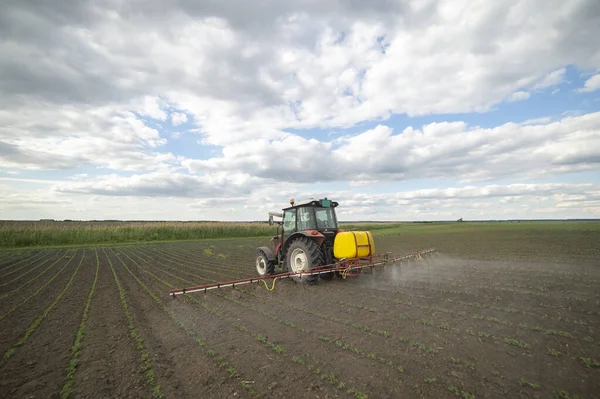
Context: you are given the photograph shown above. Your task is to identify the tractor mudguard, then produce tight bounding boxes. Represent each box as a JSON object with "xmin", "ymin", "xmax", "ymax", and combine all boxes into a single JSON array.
[
  {"xmin": 281, "ymin": 231, "xmax": 326, "ymax": 255},
  {"xmin": 257, "ymin": 246, "xmax": 275, "ymax": 261}
]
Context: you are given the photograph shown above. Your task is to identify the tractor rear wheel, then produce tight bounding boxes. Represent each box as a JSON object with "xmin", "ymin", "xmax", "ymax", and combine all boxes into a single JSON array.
[
  {"xmin": 256, "ymin": 251, "xmax": 275, "ymax": 276},
  {"xmin": 285, "ymin": 237, "xmax": 323, "ymax": 283}
]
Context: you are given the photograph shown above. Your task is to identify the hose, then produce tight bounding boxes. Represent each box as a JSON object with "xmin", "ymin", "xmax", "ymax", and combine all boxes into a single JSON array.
[{"xmin": 261, "ymin": 277, "xmax": 278, "ymax": 291}]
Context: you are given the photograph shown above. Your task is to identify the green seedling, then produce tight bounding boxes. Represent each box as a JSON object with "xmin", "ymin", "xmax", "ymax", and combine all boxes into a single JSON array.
[
  {"xmin": 547, "ymin": 348, "xmax": 561, "ymax": 357},
  {"xmin": 518, "ymin": 377, "xmax": 540, "ymax": 389},
  {"xmin": 504, "ymin": 338, "xmax": 530, "ymax": 349},
  {"xmin": 580, "ymin": 357, "xmax": 600, "ymax": 368}
]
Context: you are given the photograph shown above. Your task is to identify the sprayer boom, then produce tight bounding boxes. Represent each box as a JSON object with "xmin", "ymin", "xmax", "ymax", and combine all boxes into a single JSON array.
[{"xmin": 169, "ymin": 248, "xmax": 436, "ymax": 296}]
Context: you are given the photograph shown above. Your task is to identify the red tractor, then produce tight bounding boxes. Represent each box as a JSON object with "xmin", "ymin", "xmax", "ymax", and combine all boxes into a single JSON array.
[{"xmin": 256, "ymin": 198, "xmax": 374, "ymax": 283}]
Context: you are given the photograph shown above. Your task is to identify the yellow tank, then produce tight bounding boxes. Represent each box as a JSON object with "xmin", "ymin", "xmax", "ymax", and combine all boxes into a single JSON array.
[{"xmin": 333, "ymin": 231, "xmax": 375, "ymax": 259}]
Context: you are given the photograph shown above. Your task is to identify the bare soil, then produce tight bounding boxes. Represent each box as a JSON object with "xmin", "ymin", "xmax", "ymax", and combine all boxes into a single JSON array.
[{"xmin": 0, "ymin": 225, "xmax": 599, "ymax": 398}]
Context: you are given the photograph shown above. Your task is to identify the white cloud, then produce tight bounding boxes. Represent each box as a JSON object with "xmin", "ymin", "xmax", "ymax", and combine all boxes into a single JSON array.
[
  {"xmin": 507, "ymin": 91, "xmax": 531, "ymax": 102},
  {"xmin": 522, "ymin": 116, "xmax": 552, "ymax": 125},
  {"xmin": 171, "ymin": 112, "xmax": 188, "ymax": 126},
  {"xmin": 577, "ymin": 73, "xmax": 600, "ymax": 92},
  {"xmin": 52, "ymin": 172, "xmax": 262, "ymax": 197},
  {"xmin": 1, "ymin": 1, "xmax": 600, "ymax": 220},
  {"xmin": 182, "ymin": 112, "xmax": 600, "ymax": 184},
  {"xmin": 0, "ymin": 104, "xmax": 177, "ymax": 172},
  {"xmin": 1, "ymin": 1, "xmax": 599, "ymax": 147},
  {"xmin": 533, "ymin": 68, "xmax": 566, "ymax": 89}
]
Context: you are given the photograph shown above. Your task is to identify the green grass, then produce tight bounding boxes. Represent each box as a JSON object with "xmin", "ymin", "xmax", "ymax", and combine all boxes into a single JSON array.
[
  {"xmin": 3, "ymin": 220, "xmax": 599, "ymax": 251},
  {"xmin": 0, "ymin": 221, "xmax": 278, "ymax": 248}
]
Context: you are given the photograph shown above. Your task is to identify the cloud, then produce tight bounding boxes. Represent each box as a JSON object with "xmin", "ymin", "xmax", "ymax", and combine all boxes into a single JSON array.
[
  {"xmin": 1, "ymin": 0, "xmax": 599, "ymax": 147},
  {"xmin": 52, "ymin": 172, "xmax": 262, "ymax": 197},
  {"xmin": 183, "ymin": 112, "xmax": 600, "ymax": 184},
  {"xmin": 533, "ymin": 68, "xmax": 566, "ymax": 89},
  {"xmin": 577, "ymin": 73, "xmax": 600, "ymax": 92},
  {"xmin": 171, "ymin": 112, "xmax": 188, "ymax": 126},
  {"xmin": 507, "ymin": 91, "xmax": 531, "ymax": 102},
  {"xmin": 0, "ymin": 104, "xmax": 178, "ymax": 171}
]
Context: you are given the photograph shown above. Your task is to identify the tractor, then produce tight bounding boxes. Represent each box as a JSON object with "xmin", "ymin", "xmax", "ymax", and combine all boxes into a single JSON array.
[{"xmin": 255, "ymin": 198, "xmax": 374, "ymax": 283}]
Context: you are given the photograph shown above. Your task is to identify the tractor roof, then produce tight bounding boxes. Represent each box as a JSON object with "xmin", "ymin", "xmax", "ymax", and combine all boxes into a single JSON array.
[{"xmin": 282, "ymin": 198, "xmax": 338, "ymax": 210}]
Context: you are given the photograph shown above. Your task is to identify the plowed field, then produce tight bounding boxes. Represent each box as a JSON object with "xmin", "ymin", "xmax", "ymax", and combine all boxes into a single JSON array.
[{"xmin": 0, "ymin": 226, "xmax": 599, "ymax": 399}]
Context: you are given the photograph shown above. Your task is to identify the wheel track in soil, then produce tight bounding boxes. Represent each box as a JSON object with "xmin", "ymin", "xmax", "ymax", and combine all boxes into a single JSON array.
[
  {"xmin": 132, "ymin": 247, "xmax": 596, "ymax": 399},
  {"xmin": 111, "ymin": 247, "xmax": 377, "ymax": 399},
  {"xmin": 0, "ymin": 249, "xmax": 92, "ymax": 398},
  {"xmin": 0, "ymin": 249, "xmax": 81, "ymax": 355},
  {"xmin": 0, "ymin": 249, "xmax": 71, "ymax": 297},
  {"xmin": 120, "ymin": 246, "xmax": 482, "ymax": 399},
  {"xmin": 106, "ymin": 248, "xmax": 266, "ymax": 398}
]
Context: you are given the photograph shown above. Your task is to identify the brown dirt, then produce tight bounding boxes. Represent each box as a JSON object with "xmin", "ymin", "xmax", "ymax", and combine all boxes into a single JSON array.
[{"xmin": 0, "ymin": 228, "xmax": 598, "ymax": 398}]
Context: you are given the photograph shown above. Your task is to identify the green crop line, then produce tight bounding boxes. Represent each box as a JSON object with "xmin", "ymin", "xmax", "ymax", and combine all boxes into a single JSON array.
[
  {"xmin": 127, "ymin": 247, "xmax": 222, "ymax": 284},
  {"xmin": 448, "ymin": 385, "xmax": 475, "ymax": 399},
  {"xmin": 503, "ymin": 337, "xmax": 531, "ymax": 349},
  {"xmin": 115, "ymin": 248, "xmax": 373, "ymax": 398},
  {"xmin": 140, "ymin": 245, "xmax": 242, "ymax": 280},
  {"xmin": 0, "ymin": 249, "xmax": 77, "ymax": 321},
  {"xmin": 60, "ymin": 248, "xmax": 100, "ymax": 399},
  {"xmin": 2, "ymin": 249, "xmax": 85, "ymax": 361},
  {"xmin": 104, "ymin": 248, "xmax": 164, "ymax": 399},
  {"xmin": 0, "ymin": 249, "xmax": 65, "ymax": 286},
  {"xmin": 0, "ymin": 249, "xmax": 70, "ymax": 298},
  {"xmin": 0, "ymin": 249, "xmax": 44, "ymax": 273},
  {"xmin": 108, "ymin": 248, "xmax": 259, "ymax": 397}
]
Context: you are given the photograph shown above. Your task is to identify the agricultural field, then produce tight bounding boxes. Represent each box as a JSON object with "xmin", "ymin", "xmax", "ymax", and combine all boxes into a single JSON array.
[{"xmin": 0, "ymin": 222, "xmax": 599, "ymax": 398}]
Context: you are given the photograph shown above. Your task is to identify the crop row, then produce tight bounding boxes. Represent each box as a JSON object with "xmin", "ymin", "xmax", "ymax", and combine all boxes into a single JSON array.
[
  {"xmin": 117, "ymin": 245, "xmax": 594, "ymax": 397},
  {"xmin": 0, "ymin": 249, "xmax": 71, "ymax": 300},
  {"xmin": 3, "ymin": 249, "xmax": 85, "ymax": 361},
  {"xmin": 114, "ymin": 248, "xmax": 374, "ymax": 396},
  {"xmin": 0, "ymin": 250, "xmax": 78, "ymax": 321},
  {"xmin": 60, "ymin": 249, "xmax": 100, "ymax": 398}
]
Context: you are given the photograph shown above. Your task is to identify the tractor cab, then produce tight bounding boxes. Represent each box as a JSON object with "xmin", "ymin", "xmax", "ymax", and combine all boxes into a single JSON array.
[
  {"xmin": 281, "ymin": 198, "xmax": 339, "ymax": 235},
  {"xmin": 258, "ymin": 198, "xmax": 340, "ymax": 281},
  {"xmin": 256, "ymin": 197, "xmax": 373, "ymax": 283}
]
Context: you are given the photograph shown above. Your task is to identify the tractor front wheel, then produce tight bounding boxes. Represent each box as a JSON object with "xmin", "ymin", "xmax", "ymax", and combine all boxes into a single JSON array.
[
  {"xmin": 256, "ymin": 251, "xmax": 275, "ymax": 276},
  {"xmin": 285, "ymin": 237, "xmax": 323, "ymax": 283}
]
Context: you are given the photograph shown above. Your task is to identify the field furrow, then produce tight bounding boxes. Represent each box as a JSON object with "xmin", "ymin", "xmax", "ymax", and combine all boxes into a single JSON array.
[{"xmin": 0, "ymin": 249, "xmax": 94, "ymax": 398}]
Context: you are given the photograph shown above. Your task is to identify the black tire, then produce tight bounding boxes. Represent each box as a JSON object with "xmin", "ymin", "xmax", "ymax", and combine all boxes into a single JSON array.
[
  {"xmin": 256, "ymin": 251, "xmax": 275, "ymax": 276},
  {"xmin": 285, "ymin": 237, "xmax": 323, "ymax": 283}
]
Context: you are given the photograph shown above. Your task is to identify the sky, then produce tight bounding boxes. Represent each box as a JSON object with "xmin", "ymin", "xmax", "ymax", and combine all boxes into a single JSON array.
[{"xmin": 1, "ymin": 0, "xmax": 599, "ymax": 221}]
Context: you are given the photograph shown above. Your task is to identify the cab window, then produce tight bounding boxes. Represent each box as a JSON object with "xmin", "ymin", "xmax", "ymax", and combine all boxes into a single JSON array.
[
  {"xmin": 297, "ymin": 207, "xmax": 316, "ymax": 230},
  {"xmin": 283, "ymin": 209, "xmax": 297, "ymax": 233}
]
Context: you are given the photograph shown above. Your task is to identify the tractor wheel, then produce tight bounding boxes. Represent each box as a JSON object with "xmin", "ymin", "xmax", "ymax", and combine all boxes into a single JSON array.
[
  {"xmin": 285, "ymin": 237, "xmax": 323, "ymax": 283},
  {"xmin": 256, "ymin": 251, "xmax": 275, "ymax": 276}
]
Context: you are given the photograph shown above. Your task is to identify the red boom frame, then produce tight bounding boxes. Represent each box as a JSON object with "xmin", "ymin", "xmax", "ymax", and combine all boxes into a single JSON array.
[{"xmin": 168, "ymin": 248, "xmax": 436, "ymax": 296}]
